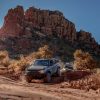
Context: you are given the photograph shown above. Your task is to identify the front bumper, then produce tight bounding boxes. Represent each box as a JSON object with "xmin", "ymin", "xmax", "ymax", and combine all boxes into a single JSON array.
[{"xmin": 25, "ymin": 70, "xmax": 46, "ymax": 79}]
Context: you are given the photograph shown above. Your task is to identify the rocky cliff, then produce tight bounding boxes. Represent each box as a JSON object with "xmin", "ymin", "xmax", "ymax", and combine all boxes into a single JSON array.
[
  {"xmin": 0, "ymin": 5, "xmax": 99, "ymax": 58},
  {"xmin": 0, "ymin": 6, "xmax": 76, "ymax": 42}
]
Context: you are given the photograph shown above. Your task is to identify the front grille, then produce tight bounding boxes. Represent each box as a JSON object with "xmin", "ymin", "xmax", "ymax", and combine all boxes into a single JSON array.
[
  {"xmin": 28, "ymin": 70, "xmax": 41, "ymax": 74},
  {"xmin": 26, "ymin": 70, "xmax": 45, "ymax": 78}
]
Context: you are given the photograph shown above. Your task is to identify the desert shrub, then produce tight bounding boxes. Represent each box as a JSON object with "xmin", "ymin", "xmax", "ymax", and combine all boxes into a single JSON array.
[
  {"xmin": 74, "ymin": 50, "xmax": 97, "ymax": 70},
  {"xmin": 0, "ymin": 50, "xmax": 8, "ymax": 60},
  {"xmin": 25, "ymin": 52, "xmax": 41, "ymax": 63},
  {"xmin": 9, "ymin": 45, "xmax": 53, "ymax": 73},
  {"xmin": 9, "ymin": 56, "xmax": 29, "ymax": 73},
  {"xmin": 25, "ymin": 45, "xmax": 53, "ymax": 63},
  {"xmin": 38, "ymin": 45, "xmax": 53, "ymax": 59},
  {"xmin": 0, "ymin": 50, "xmax": 10, "ymax": 67}
]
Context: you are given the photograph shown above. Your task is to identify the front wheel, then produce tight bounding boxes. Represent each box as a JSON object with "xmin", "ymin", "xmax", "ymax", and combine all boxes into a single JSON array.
[
  {"xmin": 25, "ymin": 75, "xmax": 32, "ymax": 83},
  {"xmin": 45, "ymin": 72, "xmax": 51, "ymax": 83}
]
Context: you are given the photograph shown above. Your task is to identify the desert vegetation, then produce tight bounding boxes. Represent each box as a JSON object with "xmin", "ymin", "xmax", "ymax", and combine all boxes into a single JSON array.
[
  {"xmin": 64, "ymin": 49, "xmax": 99, "ymax": 90},
  {"xmin": 60, "ymin": 73, "xmax": 100, "ymax": 91},
  {"xmin": 73, "ymin": 50, "xmax": 97, "ymax": 70},
  {"xmin": 0, "ymin": 48, "xmax": 100, "ymax": 91},
  {"xmin": 0, "ymin": 45, "xmax": 53, "ymax": 74}
]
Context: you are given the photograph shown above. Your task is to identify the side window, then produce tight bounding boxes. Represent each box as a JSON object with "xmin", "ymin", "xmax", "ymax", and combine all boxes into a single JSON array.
[
  {"xmin": 54, "ymin": 60, "xmax": 59, "ymax": 64},
  {"xmin": 54, "ymin": 59, "xmax": 59, "ymax": 64}
]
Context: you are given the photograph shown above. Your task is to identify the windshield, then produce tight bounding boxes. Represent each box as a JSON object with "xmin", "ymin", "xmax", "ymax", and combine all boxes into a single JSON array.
[{"xmin": 34, "ymin": 60, "xmax": 49, "ymax": 66}]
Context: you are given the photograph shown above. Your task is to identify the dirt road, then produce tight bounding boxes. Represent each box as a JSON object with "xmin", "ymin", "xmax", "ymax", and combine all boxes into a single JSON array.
[{"xmin": 0, "ymin": 76, "xmax": 100, "ymax": 100}]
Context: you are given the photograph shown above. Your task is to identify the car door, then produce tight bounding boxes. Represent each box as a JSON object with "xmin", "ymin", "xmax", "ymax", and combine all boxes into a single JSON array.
[
  {"xmin": 52, "ymin": 60, "xmax": 58, "ymax": 74},
  {"xmin": 49, "ymin": 60, "xmax": 55, "ymax": 75}
]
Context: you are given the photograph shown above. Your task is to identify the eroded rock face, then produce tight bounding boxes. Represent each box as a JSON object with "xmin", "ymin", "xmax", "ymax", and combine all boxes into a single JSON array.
[
  {"xmin": 0, "ymin": 5, "xmax": 99, "ymax": 56},
  {"xmin": 0, "ymin": 6, "xmax": 25, "ymax": 37},
  {"xmin": 0, "ymin": 6, "xmax": 77, "ymax": 42},
  {"xmin": 76, "ymin": 30, "xmax": 100, "ymax": 55},
  {"xmin": 25, "ymin": 7, "xmax": 77, "ymax": 42}
]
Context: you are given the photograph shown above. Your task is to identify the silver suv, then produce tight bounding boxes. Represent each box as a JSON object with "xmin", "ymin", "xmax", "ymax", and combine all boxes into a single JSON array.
[{"xmin": 24, "ymin": 59, "xmax": 61, "ymax": 83}]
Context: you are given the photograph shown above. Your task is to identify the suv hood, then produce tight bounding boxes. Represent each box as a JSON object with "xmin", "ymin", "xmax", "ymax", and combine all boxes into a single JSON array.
[{"xmin": 27, "ymin": 65, "xmax": 47, "ymax": 70}]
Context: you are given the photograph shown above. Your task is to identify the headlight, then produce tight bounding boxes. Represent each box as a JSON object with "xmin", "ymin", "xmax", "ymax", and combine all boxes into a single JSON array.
[
  {"xmin": 39, "ymin": 70, "xmax": 45, "ymax": 73},
  {"xmin": 61, "ymin": 68, "xmax": 66, "ymax": 72},
  {"xmin": 62, "ymin": 68, "xmax": 66, "ymax": 71},
  {"xmin": 24, "ymin": 70, "xmax": 30, "ymax": 75}
]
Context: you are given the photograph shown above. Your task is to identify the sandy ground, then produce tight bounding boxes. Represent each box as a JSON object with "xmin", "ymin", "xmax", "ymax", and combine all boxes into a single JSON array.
[{"xmin": 0, "ymin": 76, "xmax": 100, "ymax": 100}]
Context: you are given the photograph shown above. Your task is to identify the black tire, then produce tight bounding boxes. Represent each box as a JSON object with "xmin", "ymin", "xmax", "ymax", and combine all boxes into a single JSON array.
[
  {"xmin": 56, "ymin": 68, "xmax": 61, "ymax": 77},
  {"xmin": 25, "ymin": 75, "xmax": 32, "ymax": 83},
  {"xmin": 45, "ymin": 72, "xmax": 51, "ymax": 83}
]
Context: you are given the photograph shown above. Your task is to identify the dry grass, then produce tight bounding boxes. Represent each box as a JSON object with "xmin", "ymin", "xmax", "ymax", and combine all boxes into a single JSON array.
[
  {"xmin": 74, "ymin": 50, "xmax": 97, "ymax": 70},
  {"xmin": 60, "ymin": 73, "xmax": 100, "ymax": 91},
  {"xmin": 0, "ymin": 51, "xmax": 10, "ymax": 67}
]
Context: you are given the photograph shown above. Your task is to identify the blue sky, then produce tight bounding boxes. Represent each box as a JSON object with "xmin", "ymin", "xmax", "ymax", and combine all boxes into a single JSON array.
[{"xmin": 0, "ymin": 0, "xmax": 100, "ymax": 43}]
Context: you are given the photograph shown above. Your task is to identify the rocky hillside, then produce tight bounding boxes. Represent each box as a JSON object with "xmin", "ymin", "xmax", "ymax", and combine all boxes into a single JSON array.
[{"xmin": 0, "ymin": 5, "xmax": 100, "ymax": 60}]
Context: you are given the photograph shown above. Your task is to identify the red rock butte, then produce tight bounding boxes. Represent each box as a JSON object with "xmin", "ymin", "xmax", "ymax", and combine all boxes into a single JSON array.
[{"xmin": 0, "ymin": 5, "xmax": 100, "ymax": 56}]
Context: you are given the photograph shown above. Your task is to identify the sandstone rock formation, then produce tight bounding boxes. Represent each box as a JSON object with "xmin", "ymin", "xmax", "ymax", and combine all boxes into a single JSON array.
[
  {"xmin": 0, "ymin": 6, "xmax": 77, "ymax": 42},
  {"xmin": 0, "ymin": 5, "xmax": 99, "ymax": 57},
  {"xmin": 76, "ymin": 30, "xmax": 100, "ymax": 55},
  {"xmin": 0, "ymin": 6, "xmax": 24, "ymax": 37},
  {"xmin": 25, "ymin": 7, "xmax": 77, "ymax": 42}
]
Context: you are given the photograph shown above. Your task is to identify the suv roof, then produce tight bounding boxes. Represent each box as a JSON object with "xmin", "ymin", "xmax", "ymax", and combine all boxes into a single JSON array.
[{"xmin": 34, "ymin": 58, "xmax": 59, "ymax": 61}]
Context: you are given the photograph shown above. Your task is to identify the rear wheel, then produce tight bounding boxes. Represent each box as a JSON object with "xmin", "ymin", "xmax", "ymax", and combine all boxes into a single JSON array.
[{"xmin": 56, "ymin": 68, "xmax": 61, "ymax": 77}]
